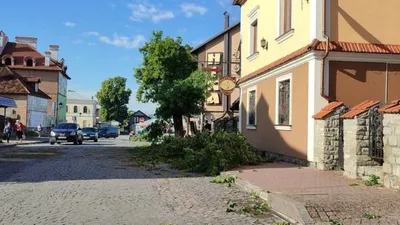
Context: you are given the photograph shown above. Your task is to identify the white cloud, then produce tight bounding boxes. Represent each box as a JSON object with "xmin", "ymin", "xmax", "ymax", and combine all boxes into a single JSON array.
[
  {"xmin": 217, "ymin": 0, "xmax": 232, "ymax": 8},
  {"xmin": 83, "ymin": 31, "xmax": 99, "ymax": 37},
  {"xmin": 88, "ymin": 42, "xmax": 96, "ymax": 46},
  {"xmin": 128, "ymin": 1, "xmax": 174, "ymax": 23},
  {"xmin": 72, "ymin": 39, "xmax": 84, "ymax": 44},
  {"xmin": 99, "ymin": 33, "xmax": 145, "ymax": 49},
  {"xmin": 180, "ymin": 3, "xmax": 207, "ymax": 17},
  {"xmin": 65, "ymin": 22, "xmax": 76, "ymax": 28}
]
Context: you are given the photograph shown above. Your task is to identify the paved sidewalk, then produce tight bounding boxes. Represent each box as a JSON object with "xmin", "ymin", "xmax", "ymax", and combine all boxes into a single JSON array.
[
  {"xmin": 225, "ymin": 162, "xmax": 400, "ymax": 225},
  {"xmin": 0, "ymin": 137, "xmax": 48, "ymax": 149}
]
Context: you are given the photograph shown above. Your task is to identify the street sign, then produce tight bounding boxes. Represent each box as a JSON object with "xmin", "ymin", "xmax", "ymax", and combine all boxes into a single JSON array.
[{"xmin": 219, "ymin": 77, "xmax": 237, "ymax": 95}]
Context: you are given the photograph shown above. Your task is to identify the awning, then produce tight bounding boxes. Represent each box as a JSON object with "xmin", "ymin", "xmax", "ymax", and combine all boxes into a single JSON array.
[
  {"xmin": 0, "ymin": 96, "xmax": 17, "ymax": 108},
  {"xmin": 230, "ymin": 98, "xmax": 240, "ymax": 111}
]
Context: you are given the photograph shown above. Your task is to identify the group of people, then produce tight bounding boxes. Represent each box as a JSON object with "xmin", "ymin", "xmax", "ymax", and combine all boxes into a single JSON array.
[{"xmin": 2, "ymin": 120, "xmax": 43, "ymax": 144}]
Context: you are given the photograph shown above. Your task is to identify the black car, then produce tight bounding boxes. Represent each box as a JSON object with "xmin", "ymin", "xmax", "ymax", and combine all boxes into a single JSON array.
[
  {"xmin": 98, "ymin": 127, "xmax": 119, "ymax": 139},
  {"xmin": 82, "ymin": 127, "xmax": 98, "ymax": 142},
  {"xmin": 50, "ymin": 123, "xmax": 83, "ymax": 145}
]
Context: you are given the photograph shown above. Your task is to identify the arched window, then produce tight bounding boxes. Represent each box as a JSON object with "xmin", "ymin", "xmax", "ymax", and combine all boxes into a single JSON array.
[
  {"xmin": 83, "ymin": 106, "xmax": 88, "ymax": 113},
  {"xmin": 4, "ymin": 57, "xmax": 11, "ymax": 65},
  {"xmin": 74, "ymin": 106, "xmax": 78, "ymax": 113},
  {"xmin": 26, "ymin": 58, "xmax": 33, "ymax": 67}
]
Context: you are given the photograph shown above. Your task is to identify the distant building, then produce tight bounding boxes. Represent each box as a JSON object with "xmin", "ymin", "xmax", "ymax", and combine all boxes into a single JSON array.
[
  {"xmin": 128, "ymin": 110, "xmax": 151, "ymax": 131},
  {"xmin": 66, "ymin": 90, "xmax": 99, "ymax": 128},
  {"xmin": 0, "ymin": 65, "xmax": 50, "ymax": 129},
  {"xmin": 0, "ymin": 31, "xmax": 70, "ymax": 126}
]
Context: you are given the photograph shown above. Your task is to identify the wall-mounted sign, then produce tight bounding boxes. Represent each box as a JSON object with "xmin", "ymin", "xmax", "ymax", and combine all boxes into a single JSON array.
[{"xmin": 219, "ymin": 77, "xmax": 236, "ymax": 95}]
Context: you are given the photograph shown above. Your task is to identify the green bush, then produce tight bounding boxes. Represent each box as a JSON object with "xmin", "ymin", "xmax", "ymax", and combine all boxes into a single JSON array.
[
  {"xmin": 131, "ymin": 131, "xmax": 262, "ymax": 176},
  {"xmin": 131, "ymin": 133, "xmax": 149, "ymax": 142},
  {"xmin": 146, "ymin": 120, "xmax": 168, "ymax": 143}
]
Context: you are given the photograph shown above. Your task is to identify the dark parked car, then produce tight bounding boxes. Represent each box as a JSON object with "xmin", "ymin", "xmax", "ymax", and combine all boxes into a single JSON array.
[
  {"xmin": 50, "ymin": 123, "xmax": 83, "ymax": 145},
  {"xmin": 82, "ymin": 127, "xmax": 98, "ymax": 142},
  {"xmin": 98, "ymin": 127, "xmax": 119, "ymax": 139}
]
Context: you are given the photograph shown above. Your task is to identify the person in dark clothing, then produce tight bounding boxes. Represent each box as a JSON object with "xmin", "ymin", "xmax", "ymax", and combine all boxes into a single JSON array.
[{"xmin": 3, "ymin": 122, "xmax": 12, "ymax": 143}]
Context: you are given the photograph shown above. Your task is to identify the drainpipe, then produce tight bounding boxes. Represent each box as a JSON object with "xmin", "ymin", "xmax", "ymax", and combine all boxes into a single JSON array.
[
  {"xmin": 320, "ymin": 0, "xmax": 332, "ymax": 102},
  {"xmin": 385, "ymin": 63, "xmax": 389, "ymax": 104}
]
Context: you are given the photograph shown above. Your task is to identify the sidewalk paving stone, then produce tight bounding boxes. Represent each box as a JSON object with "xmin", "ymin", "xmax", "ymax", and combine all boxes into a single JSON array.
[{"xmin": 226, "ymin": 162, "xmax": 400, "ymax": 225}]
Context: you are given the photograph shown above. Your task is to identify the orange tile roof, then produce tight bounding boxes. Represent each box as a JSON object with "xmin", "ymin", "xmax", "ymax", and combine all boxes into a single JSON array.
[
  {"xmin": 23, "ymin": 77, "xmax": 41, "ymax": 83},
  {"xmin": 1, "ymin": 42, "xmax": 62, "ymax": 72},
  {"xmin": 238, "ymin": 40, "xmax": 400, "ymax": 85},
  {"xmin": 384, "ymin": 105, "xmax": 400, "ymax": 113},
  {"xmin": 378, "ymin": 99, "xmax": 400, "ymax": 112},
  {"xmin": 0, "ymin": 66, "xmax": 51, "ymax": 99},
  {"xmin": 313, "ymin": 102, "xmax": 344, "ymax": 119},
  {"xmin": 341, "ymin": 100, "xmax": 381, "ymax": 119}
]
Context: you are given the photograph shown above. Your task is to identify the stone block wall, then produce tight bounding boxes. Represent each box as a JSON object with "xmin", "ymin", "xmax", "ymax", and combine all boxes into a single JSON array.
[
  {"xmin": 343, "ymin": 110, "xmax": 383, "ymax": 179},
  {"xmin": 382, "ymin": 114, "xmax": 400, "ymax": 189},
  {"xmin": 314, "ymin": 105, "xmax": 347, "ymax": 171}
]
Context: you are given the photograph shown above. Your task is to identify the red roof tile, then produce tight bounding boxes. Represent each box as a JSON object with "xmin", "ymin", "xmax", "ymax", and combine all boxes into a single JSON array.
[
  {"xmin": 316, "ymin": 41, "xmax": 400, "ymax": 54},
  {"xmin": 313, "ymin": 102, "xmax": 344, "ymax": 119},
  {"xmin": 384, "ymin": 105, "xmax": 400, "ymax": 113},
  {"xmin": 341, "ymin": 100, "xmax": 381, "ymax": 119},
  {"xmin": 378, "ymin": 99, "xmax": 400, "ymax": 112},
  {"xmin": 23, "ymin": 77, "xmax": 41, "ymax": 83},
  {"xmin": 238, "ymin": 40, "xmax": 400, "ymax": 85},
  {"xmin": 1, "ymin": 42, "xmax": 62, "ymax": 72},
  {"xmin": 0, "ymin": 66, "xmax": 51, "ymax": 99}
]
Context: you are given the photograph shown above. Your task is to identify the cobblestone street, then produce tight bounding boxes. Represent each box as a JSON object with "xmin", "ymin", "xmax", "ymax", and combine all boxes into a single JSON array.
[{"xmin": 0, "ymin": 137, "xmax": 285, "ymax": 225}]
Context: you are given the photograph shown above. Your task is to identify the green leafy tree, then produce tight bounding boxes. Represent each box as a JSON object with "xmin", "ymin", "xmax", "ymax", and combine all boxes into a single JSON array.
[
  {"xmin": 134, "ymin": 31, "xmax": 211, "ymax": 136},
  {"xmin": 96, "ymin": 76, "xmax": 132, "ymax": 124}
]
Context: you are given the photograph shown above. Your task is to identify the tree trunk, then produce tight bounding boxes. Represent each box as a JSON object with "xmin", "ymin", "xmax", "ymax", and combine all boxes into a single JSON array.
[{"xmin": 173, "ymin": 114, "xmax": 184, "ymax": 137}]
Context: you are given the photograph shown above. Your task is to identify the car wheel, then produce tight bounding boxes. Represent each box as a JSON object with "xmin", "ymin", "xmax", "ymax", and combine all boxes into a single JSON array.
[
  {"xmin": 94, "ymin": 138, "xmax": 98, "ymax": 142},
  {"xmin": 50, "ymin": 141, "xmax": 55, "ymax": 145}
]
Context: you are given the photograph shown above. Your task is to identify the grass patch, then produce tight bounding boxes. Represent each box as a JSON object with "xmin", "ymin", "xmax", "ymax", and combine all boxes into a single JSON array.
[
  {"xmin": 210, "ymin": 174, "xmax": 236, "ymax": 184},
  {"xmin": 363, "ymin": 212, "xmax": 381, "ymax": 220},
  {"xmin": 329, "ymin": 220, "xmax": 342, "ymax": 225},
  {"xmin": 131, "ymin": 132, "xmax": 262, "ymax": 176},
  {"xmin": 364, "ymin": 175, "xmax": 380, "ymax": 186},
  {"xmin": 273, "ymin": 222, "xmax": 290, "ymax": 225},
  {"xmin": 226, "ymin": 192, "xmax": 270, "ymax": 218}
]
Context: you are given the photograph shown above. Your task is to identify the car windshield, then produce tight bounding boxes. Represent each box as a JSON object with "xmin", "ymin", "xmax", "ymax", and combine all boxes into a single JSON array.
[
  {"xmin": 82, "ymin": 128, "xmax": 96, "ymax": 132},
  {"xmin": 55, "ymin": 123, "xmax": 77, "ymax": 129}
]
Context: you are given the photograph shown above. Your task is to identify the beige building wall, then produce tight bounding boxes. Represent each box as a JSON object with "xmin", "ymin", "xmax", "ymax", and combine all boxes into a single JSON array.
[
  {"xmin": 241, "ymin": 63, "xmax": 309, "ymax": 160},
  {"xmin": 2, "ymin": 95, "xmax": 28, "ymax": 124},
  {"xmin": 330, "ymin": 0, "xmax": 400, "ymax": 44},
  {"xmin": 66, "ymin": 102, "xmax": 97, "ymax": 128}
]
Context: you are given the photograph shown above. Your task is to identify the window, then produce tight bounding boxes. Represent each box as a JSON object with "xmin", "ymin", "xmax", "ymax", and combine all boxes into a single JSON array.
[
  {"xmin": 66, "ymin": 105, "xmax": 68, "ymax": 113},
  {"xmin": 4, "ymin": 57, "xmax": 11, "ymax": 65},
  {"xmin": 74, "ymin": 106, "xmax": 78, "ymax": 113},
  {"xmin": 250, "ymin": 20, "xmax": 258, "ymax": 55},
  {"xmin": 246, "ymin": 86, "xmax": 257, "ymax": 128},
  {"xmin": 275, "ymin": 74, "xmax": 292, "ymax": 130},
  {"xmin": 247, "ymin": 5, "xmax": 259, "ymax": 59},
  {"xmin": 279, "ymin": 0, "xmax": 293, "ymax": 36},
  {"xmin": 26, "ymin": 58, "xmax": 33, "ymax": 67},
  {"xmin": 83, "ymin": 106, "xmax": 88, "ymax": 113}
]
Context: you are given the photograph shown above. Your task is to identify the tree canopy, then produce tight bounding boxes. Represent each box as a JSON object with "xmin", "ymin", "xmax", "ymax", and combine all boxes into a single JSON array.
[
  {"xmin": 134, "ymin": 31, "xmax": 211, "ymax": 135},
  {"xmin": 96, "ymin": 76, "xmax": 132, "ymax": 123}
]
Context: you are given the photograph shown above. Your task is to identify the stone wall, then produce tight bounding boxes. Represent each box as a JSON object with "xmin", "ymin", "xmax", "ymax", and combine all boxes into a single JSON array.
[
  {"xmin": 343, "ymin": 110, "xmax": 383, "ymax": 179},
  {"xmin": 383, "ymin": 114, "xmax": 400, "ymax": 189},
  {"xmin": 314, "ymin": 105, "xmax": 347, "ymax": 170}
]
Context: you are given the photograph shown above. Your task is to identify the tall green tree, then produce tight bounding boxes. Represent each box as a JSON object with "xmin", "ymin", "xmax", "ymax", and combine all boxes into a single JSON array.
[
  {"xmin": 96, "ymin": 76, "xmax": 132, "ymax": 124},
  {"xmin": 134, "ymin": 31, "xmax": 211, "ymax": 136}
]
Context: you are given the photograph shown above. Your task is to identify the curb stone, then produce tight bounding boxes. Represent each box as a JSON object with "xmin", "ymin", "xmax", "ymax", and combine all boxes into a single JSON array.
[
  {"xmin": 0, "ymin": 140, "xmax": 48, "ymax": 149},
  {"xmin": 222, "ymin": 171, "xmax": 314, "ymax": 225}
]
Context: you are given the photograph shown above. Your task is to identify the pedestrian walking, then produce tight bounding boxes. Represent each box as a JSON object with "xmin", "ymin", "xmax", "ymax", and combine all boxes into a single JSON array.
[
  {"xmin": 14, "ymin": 120, "xmax": 25, "ymax": 144},
  {"xmin": 37, "ymin": 124, "xmax": 42, "ymax": 138},
  {"xmin": 3, "ymin": 122, "xmax": 12, "ymax": 143}
]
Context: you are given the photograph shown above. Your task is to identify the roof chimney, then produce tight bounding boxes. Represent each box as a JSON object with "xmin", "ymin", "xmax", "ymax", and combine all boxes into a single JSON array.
[
  {"xmin": 15, "ymin": 36, "xmax": 38, "ymax": 49},
  {"xmin": 0, "ymin": 31, "xmax": 9, "ymax": 54},
  {"xmin": 44, "ymin": 51, "xmax": 51, "ymax": 66},
  {"xmin": 49, "ymin": 45, "xmax": 59, "ymax": 60},
  {"xmin": 224, "ymin": 11, "xmax": 230, "ymax": 29}
]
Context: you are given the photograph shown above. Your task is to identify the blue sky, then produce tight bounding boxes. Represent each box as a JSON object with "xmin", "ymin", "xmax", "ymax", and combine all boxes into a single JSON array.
[{"xmin": 0, "ymin": 0, "xmax": 240, "ymax": 114}]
